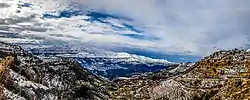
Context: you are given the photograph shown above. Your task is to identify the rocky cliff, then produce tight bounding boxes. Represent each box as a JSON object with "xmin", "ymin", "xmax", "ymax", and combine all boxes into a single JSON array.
[{"xmin": 0, "ymin": 42, "xmax": 116, "ymax": 100}]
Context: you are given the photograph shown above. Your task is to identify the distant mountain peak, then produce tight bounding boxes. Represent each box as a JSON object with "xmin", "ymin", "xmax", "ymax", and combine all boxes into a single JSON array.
[{"xmin": 27, "ymin": 45, "xmax": 175, "ymax": 79}]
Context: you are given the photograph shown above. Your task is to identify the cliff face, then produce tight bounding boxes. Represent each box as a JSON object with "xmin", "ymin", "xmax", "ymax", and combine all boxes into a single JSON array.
[{"xmin": 0, "ymin": 42, "xmax": 116, "ymax": 100}]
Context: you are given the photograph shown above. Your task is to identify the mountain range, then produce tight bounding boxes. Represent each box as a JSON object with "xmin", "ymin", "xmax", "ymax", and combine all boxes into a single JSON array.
[
  {"xmin": 1, "ymin": 42, "xmax": 250, "ymax": 100},
  {"xmin": 0, "ymin": 0, "xmax": 249, "ymax": 100},
  {"xmin": 27, "ymin": 45, "xmax": 176, "ymax": 79}
]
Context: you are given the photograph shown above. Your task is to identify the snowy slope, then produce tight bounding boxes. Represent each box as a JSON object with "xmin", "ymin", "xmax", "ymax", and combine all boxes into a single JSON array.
[{"xmin": 27, "ymin": 46, "xmax": 176, "ymax": 79}]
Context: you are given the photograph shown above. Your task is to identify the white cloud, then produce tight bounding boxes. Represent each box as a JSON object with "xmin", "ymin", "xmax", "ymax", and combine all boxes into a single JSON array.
[
  {"xmin": 77, "ymin": 0, "xmax": 250, "ymax": 56},
  {"xmin": 0, "ymin": 0, "xmax": 250, "ymax": 57}
]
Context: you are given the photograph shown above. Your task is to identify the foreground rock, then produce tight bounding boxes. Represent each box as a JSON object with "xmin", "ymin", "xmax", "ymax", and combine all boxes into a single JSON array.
[{"xmin": 0, "ymin": 42, "xmax": 116, "ymax": 100}]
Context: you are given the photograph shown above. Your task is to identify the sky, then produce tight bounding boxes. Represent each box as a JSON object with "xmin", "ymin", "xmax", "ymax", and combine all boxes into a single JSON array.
[
  {"xmin": 0, "ymin": 0, "xmax": 250, "ymax": 61},
  {"xmin": 79, "ymin": 0, "xmax": 250, "ymax": 55}
]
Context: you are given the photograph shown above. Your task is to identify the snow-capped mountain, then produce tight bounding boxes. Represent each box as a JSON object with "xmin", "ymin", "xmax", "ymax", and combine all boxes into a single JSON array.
[
  {"xmin": 27, "ymin": 46, "xmax": 177, "ymax": 79},
  {"xmin": 67, "ymin": 51, "xmax": 175, "ymax": 78}
]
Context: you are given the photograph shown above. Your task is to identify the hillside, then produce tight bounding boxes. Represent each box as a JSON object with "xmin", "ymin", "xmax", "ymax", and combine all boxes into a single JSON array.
[
  {"xmin": 0, "ymin": 42, "xmax": 116, "ymax": 100},
  {"xmin": 110, "ymin": 49, "xmax": 250, "ymax": 100},
  {"xmin": 1, "ymin": 42, "xmax": 250, "ymax": 100}
]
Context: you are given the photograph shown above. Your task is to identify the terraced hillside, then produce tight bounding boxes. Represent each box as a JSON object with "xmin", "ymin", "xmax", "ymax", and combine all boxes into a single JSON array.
[{"xmin": 111, "ymin": 49, "xmax": 250, "ymax": 100}]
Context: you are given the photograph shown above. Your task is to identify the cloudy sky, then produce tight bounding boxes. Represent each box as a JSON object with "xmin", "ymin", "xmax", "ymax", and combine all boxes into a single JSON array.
[
  {"xmin": 0, "ymin": 0, "xmax": 250, "ymax": 60},
  {"xmin": 79, "ymin": 0, "xmax": 250, "ymax": 55}
]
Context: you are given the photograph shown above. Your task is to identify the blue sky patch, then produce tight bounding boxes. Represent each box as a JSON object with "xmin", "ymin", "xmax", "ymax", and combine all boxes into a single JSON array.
[
  {"xmin": 83, "ymin": 12, "xmax": 143, "ymax": 34},
  {"xmin": 86, "ymin": 11, "xmax": 132, "ymax": 21},
  {"xmin": 120, "ymin": 34, "xmax": 159, "ymax": 40},
  {"xmin": 18, "ymin": 2, "xmax": 33, "ymax": 8},
  {"xmin": 122, "ymin": 24, "xmax": 141, "ymax": 33},
  {"xmin": 42, "ymin": 10, "xmax": 85, "ymax": 19}
]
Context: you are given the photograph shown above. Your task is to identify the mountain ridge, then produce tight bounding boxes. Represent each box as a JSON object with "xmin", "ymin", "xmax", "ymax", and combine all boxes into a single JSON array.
[
  {"xmin": 1, "ymin": 42, "xmax": 250, "ymax": 100},
  {"xmin": 27, "ymin": 45, "xmax": 176, "ymax": 79}
]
